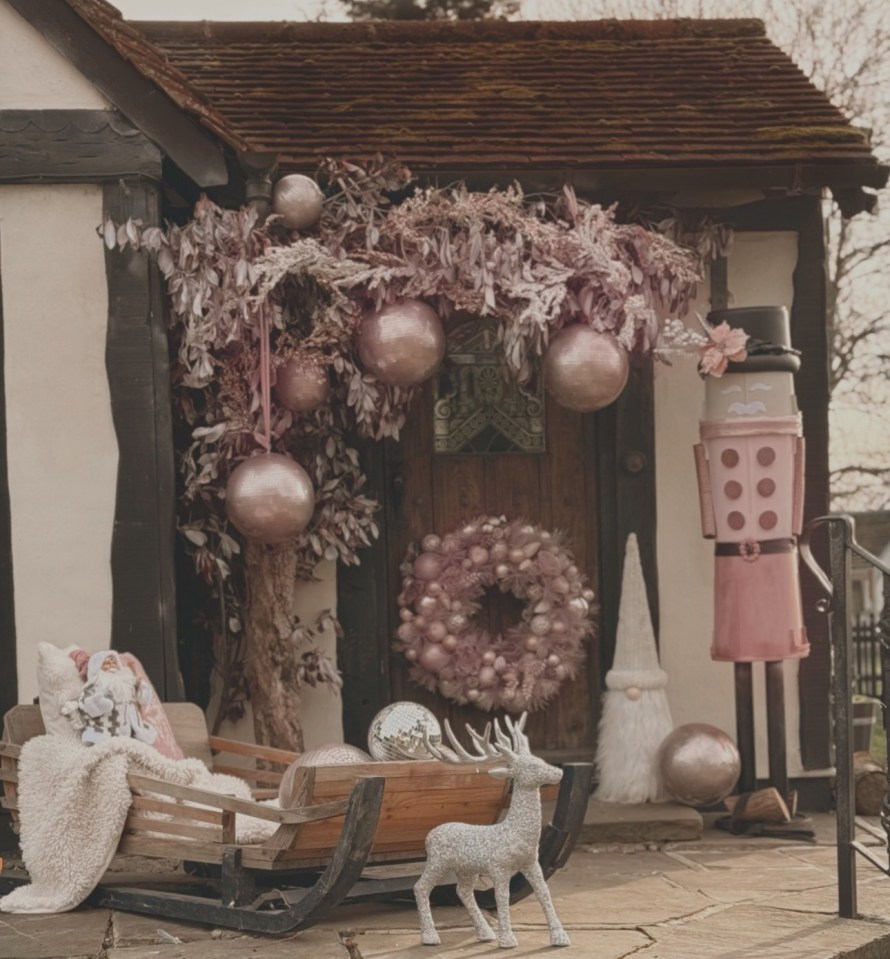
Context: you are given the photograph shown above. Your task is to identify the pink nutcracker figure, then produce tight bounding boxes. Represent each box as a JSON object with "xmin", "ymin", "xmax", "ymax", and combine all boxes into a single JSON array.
[{"xmin": 694, "ymin": 306, "xmax": 807, "ymax": 802}]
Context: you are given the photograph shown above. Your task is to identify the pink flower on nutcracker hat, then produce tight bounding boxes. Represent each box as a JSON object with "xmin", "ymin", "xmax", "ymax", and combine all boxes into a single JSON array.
[
  {"xmin": 698, "ymin": 322, "xmax": 749, "ymax": 376},
  {"xmin": 656, "ymin": 315, "xmax": 749, "ymax": 378}
]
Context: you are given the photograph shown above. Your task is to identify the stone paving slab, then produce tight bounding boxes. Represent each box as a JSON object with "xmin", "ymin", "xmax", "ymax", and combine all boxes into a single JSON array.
[
  {"xmin": 0, "ymin": 909, "xmax": 110, "ymax": 959},
  {"xmin": 638, "ymin": 902, "xmax": 890, "ymax": 959},
  {"xmin": 575, "ymin": 800, "xmax": 703, "ymax": 843},
  {"xmin": 105, "ymin": 927, "xmax": 653, "ymax": 959}
]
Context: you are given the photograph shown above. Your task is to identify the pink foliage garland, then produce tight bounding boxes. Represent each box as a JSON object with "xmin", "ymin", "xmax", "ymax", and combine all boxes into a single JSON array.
[{"xmin": 395, "ymin": 516, "xmax": 593, "ymax": 712}]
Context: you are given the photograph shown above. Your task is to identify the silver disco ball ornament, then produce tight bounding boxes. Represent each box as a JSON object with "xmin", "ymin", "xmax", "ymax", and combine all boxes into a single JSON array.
[
  {"xmin": 658, "ymin": 723, "xmax": 741, "ymax": 807},
  {"xmin": 368, "ymin": 701, "xmax": 443, "ymax": 761},
  {"xmin": 543, "ymin": 325, "xmax": 629, "ymax": 412},
  {"xmin": 271, "ymin": 174, "xmax": 324, "ymax": 231},
  {"xmin": 278, "ymin": 743, "xmax": 371, "ymax": 808},
  {"xmin": 358, "ymin": 299, "xmax": 446, "ymax": 388},
  {"xmin": 225, "ymin": 453, "xmax": 315, "ymax": 544},
  {"xmin": 275, "ymin": 356, "xmax": 331, "ymax": 412}
]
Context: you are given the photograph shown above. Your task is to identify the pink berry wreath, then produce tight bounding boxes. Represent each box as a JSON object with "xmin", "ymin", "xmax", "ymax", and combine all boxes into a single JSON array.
[{"xmin": 395, "ymin": 515, "xmax": 593, "ymax": 712}]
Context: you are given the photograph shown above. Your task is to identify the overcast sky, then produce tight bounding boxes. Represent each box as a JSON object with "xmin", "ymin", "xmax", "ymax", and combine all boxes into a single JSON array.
[{"xmin": 114, "ymin": 0, "xmax": 345, "ymax": 18}]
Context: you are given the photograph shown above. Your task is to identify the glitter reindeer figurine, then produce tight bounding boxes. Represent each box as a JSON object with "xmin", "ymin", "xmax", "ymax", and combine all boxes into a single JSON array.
[{"xmin": 413, "ymin": 713, "xmax": 569, "ymax": 949}]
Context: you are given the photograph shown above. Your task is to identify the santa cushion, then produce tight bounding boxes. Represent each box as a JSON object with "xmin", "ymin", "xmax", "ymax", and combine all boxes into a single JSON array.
[{"xmin": 35, "ymin": 643, "xmax": 185, "ymax": 760}]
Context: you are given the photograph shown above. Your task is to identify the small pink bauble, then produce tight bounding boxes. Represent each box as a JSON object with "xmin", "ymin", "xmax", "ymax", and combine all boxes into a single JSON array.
[
  {"xmin": 478, "ymin": 666, "xmax": 497, "ymax": 687},
  {"xmin": 419, "ymin": 644, "xmax": 451, "ymax": 674},
  {"xmin": 413, "ymin": 552, "xmax": 442, "ymax": 580},
  {"xmin": 543, "ymin": 325, "xmax": 629, "ymax": 412},
  {"xmin": 272, "ymin": 174, "xmax": 324, "ymax": 231},
  {"xmin": 442, "ymin": 635, "xmax": 458, "ymax": 651},
  {"xmin": 626, "ymin": 686, "xmax": 642, "ymax": 701},
  {"xmin": 358, "ymin": 299, "xmax": 445, "ymax": 388},
  {"xmin": 417, "ymin": 596, "xmax": 439, "ymax": 616},
  {"xmin": 427, "ymin": 621, "xmax": 447, "ymax": 641},
  {"xmin": 468, "ymin": 545, "xmax": 489, "ymax": 566},
  {"xmin": 225, "ymin": 453, "xmax": 315, "ymax": 544},
  {"xmin": 275, "ymin": 356, "xmax": 330, "ymax": 412}
]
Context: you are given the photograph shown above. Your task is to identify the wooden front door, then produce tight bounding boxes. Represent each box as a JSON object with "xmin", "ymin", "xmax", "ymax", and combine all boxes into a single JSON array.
[{"xmin": 360, "ymin": 319, "xmax": 602, "ymax": 758}]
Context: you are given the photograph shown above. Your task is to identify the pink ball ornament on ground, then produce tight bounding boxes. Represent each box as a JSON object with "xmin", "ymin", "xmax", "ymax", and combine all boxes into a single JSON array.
[
  {"xmin": 225, "ymin": 453, "xmax": 315, "ymax": 544},
  {"xmin": 271, "ymin": 174, "xmax": 324, "ymax": 231},
  {"xmin": 658, "ymin": 723, "xmax": 741, "ymax": 806},
  {"xmin": 278, "ymin": 743, "xmax": 371, "ymax": 808},
  {"xmin": 275, "ymin": 356, "xmax": 330, "ymax": 412},
  {"xmin": 543, "ymin": 324, "xmax": 630, "ymax": 412},
  {"xmin": 358, "ymin": 299, "xmax": 446, "ymax": 388}
]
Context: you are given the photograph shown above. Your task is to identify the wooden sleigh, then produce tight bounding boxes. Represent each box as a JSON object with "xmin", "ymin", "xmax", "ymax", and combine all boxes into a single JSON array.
[{"xmin": 0, "ymin": 704, "xmax": 593, "ymax": 934}]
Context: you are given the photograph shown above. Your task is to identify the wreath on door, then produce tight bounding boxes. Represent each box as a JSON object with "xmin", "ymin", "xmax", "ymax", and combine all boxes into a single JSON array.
[{"xmin": 395, "ymin": 515, "xmax": 593, "ymax": 712}]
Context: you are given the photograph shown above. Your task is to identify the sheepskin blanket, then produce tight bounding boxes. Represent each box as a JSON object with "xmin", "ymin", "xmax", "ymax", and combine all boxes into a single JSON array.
[{"xmin": 0, "ymin": 734, "xmax": 275, "ymax": 914}]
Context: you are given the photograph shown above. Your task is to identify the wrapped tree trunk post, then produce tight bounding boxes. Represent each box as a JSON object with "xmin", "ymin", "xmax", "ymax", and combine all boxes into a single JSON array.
[{"xmin": 242, "ymin": 540, "xmax": 305, "ymax": 752}]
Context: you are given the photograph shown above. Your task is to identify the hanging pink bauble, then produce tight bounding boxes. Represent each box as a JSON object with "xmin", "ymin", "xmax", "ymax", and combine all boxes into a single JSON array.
[
  {"xmin": 275, "ymin": 356, "xmax": 330, "ymax": 412},
  {"xmin": 271, "ymin": 174, "xmax": 324, "ymax": 231},
  {"xmin": 278, "ymin": 743, "xmax": 370, "ymax": 807},
  {"xmin": 225, "ymin": 453, "xmax": 315, "ymax": 544},
  {"xmin": 358, "ymin": 299, "xmax": 445, "ymax": 388},
  {"xmin": 543, "ymin": 325, "xmax": 630, "ymax": 412}
]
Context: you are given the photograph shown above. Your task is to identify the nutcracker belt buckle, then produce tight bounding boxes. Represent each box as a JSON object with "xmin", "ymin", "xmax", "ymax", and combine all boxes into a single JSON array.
[{"xmin": 738, "ymin": 538, "xmax": 761, "ymax": 562}]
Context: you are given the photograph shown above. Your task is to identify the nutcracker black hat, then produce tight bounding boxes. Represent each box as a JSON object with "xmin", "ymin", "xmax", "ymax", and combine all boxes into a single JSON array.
[{"xmin": 706, "ymin": 305, "xmax": 801, "ymax": 374}]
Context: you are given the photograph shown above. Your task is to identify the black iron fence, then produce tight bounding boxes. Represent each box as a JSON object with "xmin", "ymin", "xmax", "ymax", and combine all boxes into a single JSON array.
[
  {"xmin": 800, "ymin": 515, "xmax": 890, "ymax": 921},
  {"xmin": 853, "ymin": 614, "xmax": 884, "ymax": 700}
]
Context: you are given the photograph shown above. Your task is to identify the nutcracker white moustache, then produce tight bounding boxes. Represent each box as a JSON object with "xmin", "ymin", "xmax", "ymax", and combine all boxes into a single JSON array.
[{"xmin": 693, "ymin": 306, "xmax": 807, "ymax": 802}]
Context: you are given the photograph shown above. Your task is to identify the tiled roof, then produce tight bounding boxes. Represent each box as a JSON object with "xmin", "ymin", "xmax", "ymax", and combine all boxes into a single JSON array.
[
  {"xmin": 63, "ymin": 0, "xmax": 250, "ymax": 150},
  {"xmin": 127, "ymin": 17, "xmax": 884, "ymax": 183}
]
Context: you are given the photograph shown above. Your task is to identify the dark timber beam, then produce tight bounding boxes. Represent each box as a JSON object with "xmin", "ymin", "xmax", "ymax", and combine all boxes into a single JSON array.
[
  {"xmin": 6, "ymin": 0, "xmax": 228, "ymax": 187},
  {"xmin": 0, "ymin": 110, "xmax": 161, "ymax": 182},
  {"xmin": 103, "ymin": 178, "xmax": 182, "ymax": 700}
]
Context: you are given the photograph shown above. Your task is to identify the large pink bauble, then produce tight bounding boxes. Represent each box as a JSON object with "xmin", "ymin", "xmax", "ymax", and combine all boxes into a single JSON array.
[
  {"xmin": 543, "ymin": 325, "xmax": 629, "ymax": 412},
  {"xmin": 275, "ymin": 357, "xmax": 331, "ymax": 412},
  {"xmin": 658, "ymin": 723, "xmax": 741, "ymax": 807},
  {"xmin": 278, "ymin": 743, "xmax": 370, "ymax": 807},
  {"xmin": 271, "ymin": 174, "xmax": 324, "ymax": 230},
  {"xmin": 358, "ymin": 299, "xmax": 446, "ymax": 388},
  {"xmin": 225, "ymin": 453, "xmax": 315, "ymax": 544}
]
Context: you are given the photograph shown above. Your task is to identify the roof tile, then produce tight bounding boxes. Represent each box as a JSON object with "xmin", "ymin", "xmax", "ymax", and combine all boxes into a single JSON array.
[{"xmin": 67, "ymin": 10, "xmax": 886, "ymax": 181}]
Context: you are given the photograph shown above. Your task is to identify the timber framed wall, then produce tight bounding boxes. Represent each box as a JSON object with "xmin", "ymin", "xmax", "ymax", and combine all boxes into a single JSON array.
[{"xmin": 0, "ymin": 249, "xmax": 17, "ymax": 719}]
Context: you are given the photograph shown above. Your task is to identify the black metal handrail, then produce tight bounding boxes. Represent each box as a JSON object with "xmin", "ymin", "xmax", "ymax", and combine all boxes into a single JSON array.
[{"xmin": 800, "ymin": 514, "xmax": 890, "ymax": 919}]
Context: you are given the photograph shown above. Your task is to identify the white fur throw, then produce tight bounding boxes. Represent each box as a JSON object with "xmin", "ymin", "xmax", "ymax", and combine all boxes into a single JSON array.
[{"xmin": 0, "ymin": 734, "xmax": 275, "ymax": 914}]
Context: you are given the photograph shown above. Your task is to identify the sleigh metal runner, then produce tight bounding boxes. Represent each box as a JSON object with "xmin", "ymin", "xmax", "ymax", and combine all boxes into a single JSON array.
[{"xmin": 0, "ymin": 704, "xmax": 592, "ymax": 934}]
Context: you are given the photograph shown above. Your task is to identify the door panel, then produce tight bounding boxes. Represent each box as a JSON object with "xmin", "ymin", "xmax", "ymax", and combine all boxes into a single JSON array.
[{"xmin": 383, "ymin": 375, "xmax": 600, "ymax": 758}]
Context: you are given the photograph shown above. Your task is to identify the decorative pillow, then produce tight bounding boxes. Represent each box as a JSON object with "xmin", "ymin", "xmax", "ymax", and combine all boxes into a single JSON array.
[
  {"xmin": 116, "ymin": 653, "xmax": 185, "ymax": 761},
  {"xmin": 35, "ymin": 642, "xmax": 186, "ymax": 761},
  {"xmin": 35, "ymin": 642, "xmax": 85, "ymax": 740}
]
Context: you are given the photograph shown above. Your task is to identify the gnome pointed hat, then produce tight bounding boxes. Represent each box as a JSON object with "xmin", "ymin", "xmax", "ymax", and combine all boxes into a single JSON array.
[{"xmin": 605, "ymin": 533, "xmax": 668, "ymax": 691}]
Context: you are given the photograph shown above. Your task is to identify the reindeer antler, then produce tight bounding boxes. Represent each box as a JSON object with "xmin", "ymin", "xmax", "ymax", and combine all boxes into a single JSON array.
[{"xmin": 423, "ymin": 714, "xmax": 531, "ymax": 765}]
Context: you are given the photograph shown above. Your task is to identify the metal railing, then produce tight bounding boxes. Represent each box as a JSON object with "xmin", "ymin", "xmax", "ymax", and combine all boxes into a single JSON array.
[
  {"xmin": 800, "ymin": 514, "xmax": 890, "ymax": 919},
  {"xmin": 853, "ymin": 614, "xmax": 883, "ymax": 700}
]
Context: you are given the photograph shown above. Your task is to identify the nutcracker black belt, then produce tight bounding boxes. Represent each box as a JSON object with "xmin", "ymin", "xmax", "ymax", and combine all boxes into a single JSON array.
[{"xmin": 714, "ymin": 537, "xmax": 796, "ymax": 561}]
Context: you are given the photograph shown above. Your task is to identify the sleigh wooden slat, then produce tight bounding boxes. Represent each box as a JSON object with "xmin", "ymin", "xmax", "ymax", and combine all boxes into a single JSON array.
[{"xmin": 0, "ymin": 703, "xmax": 593, "ymax": 934}]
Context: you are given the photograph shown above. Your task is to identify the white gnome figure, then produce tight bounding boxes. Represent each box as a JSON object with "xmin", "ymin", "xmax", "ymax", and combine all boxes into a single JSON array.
[
  {"xmin": 594, "ymin": 534, "xmax": 673, "ymax": 803},
  {"xmin": 62, "ymin": 650, "xmax": 157, "ymax": 746}
]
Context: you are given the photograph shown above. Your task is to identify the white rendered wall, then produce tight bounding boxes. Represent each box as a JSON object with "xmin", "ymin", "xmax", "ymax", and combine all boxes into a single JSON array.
[
  {"xmin": 0, "ymin": 2, "xmax": 109, "ymax": 110},
  {"xmin": 0, "ymin": 185, "xmax": 118, "ymax": 703},
  {"xmin": 656, "ymin": 232, "xmax": 823, "ymax": 780}
]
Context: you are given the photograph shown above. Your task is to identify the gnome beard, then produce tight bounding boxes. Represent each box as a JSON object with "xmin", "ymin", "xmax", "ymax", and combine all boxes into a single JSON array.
[
  {"xmin": 62, "ymin": 651, "xmax": 158, "ymax": 747},
  {"xmin": 593, "ymin": 533, "xmax": 674, "ymax": 804},
  {"xmin": 595, "ymin": 684, "xmax": 673, "ymax": 803}
]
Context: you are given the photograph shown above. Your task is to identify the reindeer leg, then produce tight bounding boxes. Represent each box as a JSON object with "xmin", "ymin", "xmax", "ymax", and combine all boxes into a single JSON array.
[
  {"xmin": 414, "ymin": 865, "xmax": 443, "ymax": 946},
  {"xmin": 523, "ymin": 860, "xmax": 570, "ymax": 947},
  {"xmin": 491, "ymin": 868, "xmax": 518, "ymax": 948},
  {"xmin": 456, "ymin": 872, "xmax": 496, "ymax": 942}
]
